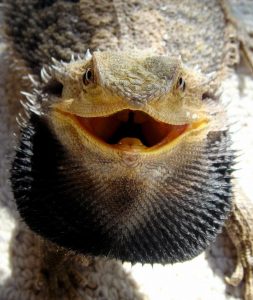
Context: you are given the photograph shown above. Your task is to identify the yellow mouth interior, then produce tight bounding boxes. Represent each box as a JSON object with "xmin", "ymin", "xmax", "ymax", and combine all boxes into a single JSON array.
[{"xmin": 75, "ymin": 110, "xmax": 189, "ymax": 151}]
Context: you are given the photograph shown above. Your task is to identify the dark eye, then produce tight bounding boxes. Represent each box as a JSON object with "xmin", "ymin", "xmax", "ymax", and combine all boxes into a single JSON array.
[
  {"xmin": 177, "ymin": 77, "xmax": 186, "ymax": 92},
  {"xmin": 83, "ymin": 68, "xmax": 94, "ymax": 86}
]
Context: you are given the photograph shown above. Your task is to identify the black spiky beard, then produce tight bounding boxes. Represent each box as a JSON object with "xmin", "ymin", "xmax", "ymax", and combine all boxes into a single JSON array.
[{"xmin": 11, "ymin": 113, "xmax": 234, "ymax": 264}]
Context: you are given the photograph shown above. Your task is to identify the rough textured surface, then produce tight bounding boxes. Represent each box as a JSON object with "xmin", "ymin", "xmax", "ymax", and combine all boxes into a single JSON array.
[
  {"xmin": 10, "ymin": 50, "xmax": 233, "ymax": 265},
  {"xmin": 0, "ymin": 1, "xmax": 253, "ymax": 300},
  {"xmin": 3, "ymin": 0, "xmax": 233, "ymax": 74}
]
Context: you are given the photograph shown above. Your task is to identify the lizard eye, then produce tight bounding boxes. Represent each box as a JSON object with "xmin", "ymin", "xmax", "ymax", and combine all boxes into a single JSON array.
[
  {"xmin": 177, "ymin": 77, "xmax": 186, "ymax": 92},
  {"xmin": 83, "ymin": 68, "xmax": 94, "ymax": 86}
]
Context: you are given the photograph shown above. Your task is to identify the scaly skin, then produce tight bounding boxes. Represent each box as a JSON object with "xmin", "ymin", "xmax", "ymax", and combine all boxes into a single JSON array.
[
  {"xmin": 2, "ymin": 0, "xmax": 253, "ymax": 299},
  {"xmin": 225, "ymin": 188, "xmax": 253, "ymax": 300},
  {"xmin": 11, "ymin": 50, "xmax": 233, "ymax": 264}
]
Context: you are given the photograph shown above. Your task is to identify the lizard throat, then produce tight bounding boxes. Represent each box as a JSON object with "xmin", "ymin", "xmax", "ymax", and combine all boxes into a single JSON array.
[{"xmin": 74, "ymin": 109, "xmax": 189, "ymax": 151}]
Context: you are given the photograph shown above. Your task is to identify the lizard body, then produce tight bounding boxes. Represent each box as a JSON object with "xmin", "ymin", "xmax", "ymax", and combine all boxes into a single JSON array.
[
  {"xmin": 1, "ymin": 0, "xmax": 253, "ymax": 299},
  {"xmin": 3, "ymin": 0, "xmax": 233, "ymax": 75},
  {"xmin": 225, "ymin": 189, "xmax": 253, "ymax": 300}
]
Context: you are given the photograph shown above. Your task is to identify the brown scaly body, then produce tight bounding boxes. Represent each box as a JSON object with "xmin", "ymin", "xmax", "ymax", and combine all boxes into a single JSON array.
[
  {"xmin": 1, "ymin": 0, "xmax": 253, "ymax": 299},
  {"xmin": 3, "ymin": 0, "xmax": 234, "ymax": 74},
  {"xmin": 225, "ymin": 188, "xmax": 253, "ymax": 300}
]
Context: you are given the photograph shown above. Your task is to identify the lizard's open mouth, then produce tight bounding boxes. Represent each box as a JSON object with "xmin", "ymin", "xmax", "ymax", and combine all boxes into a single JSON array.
[
  {"xmin": 53, "ymin": 108, "xmax": 208, "ymax": 152},
  {"xmin": 69, "ymin": 109, "xmax": 205, "ymax": 152}
]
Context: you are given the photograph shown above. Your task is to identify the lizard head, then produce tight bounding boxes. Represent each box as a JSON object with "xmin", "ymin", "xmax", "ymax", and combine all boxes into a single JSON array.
[
  {"xmin": 11, "ymin": 50, "xmax": 233, "ymax": 264},
  {"xmin": 49, "ymin": 51, "xmax": 209, "ymax": 155}
]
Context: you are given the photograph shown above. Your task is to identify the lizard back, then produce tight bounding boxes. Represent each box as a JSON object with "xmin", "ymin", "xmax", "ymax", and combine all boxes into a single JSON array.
[{"xmin": 3, "ymin": 0, "xmax": 234, "ymax": 75}]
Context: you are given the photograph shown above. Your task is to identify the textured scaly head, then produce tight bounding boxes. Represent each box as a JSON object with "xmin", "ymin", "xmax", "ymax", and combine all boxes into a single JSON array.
[
  {"xmin": 50, "ymin": 51, "xmax": 211, "ymax": 155},
  {"xmin": 11, "ymin": 50, "xmax": 233, "ymax": 264}
]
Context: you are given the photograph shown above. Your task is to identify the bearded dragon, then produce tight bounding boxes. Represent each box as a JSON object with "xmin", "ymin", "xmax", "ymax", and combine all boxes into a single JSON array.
[{"xmin": 1, "ymin": 0, "xmax": 253, "ymax": 299}]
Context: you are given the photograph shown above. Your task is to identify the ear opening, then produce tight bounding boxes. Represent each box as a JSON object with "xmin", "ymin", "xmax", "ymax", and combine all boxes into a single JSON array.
[
  {"xmin": 43, "ymin": 79, "xmax": 63, "ymax": 97},
  {"xmin": 202, "ymin": 91, "xmax": 218, "ymax": 102}
]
